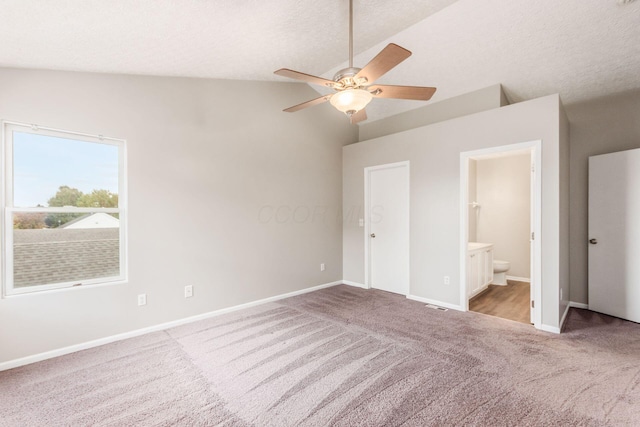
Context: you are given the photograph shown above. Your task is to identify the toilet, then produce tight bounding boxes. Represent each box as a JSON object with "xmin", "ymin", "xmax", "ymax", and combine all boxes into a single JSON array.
[{"xmin": 492, "ymin": 260, "xmax": 510, "ymax": 286}]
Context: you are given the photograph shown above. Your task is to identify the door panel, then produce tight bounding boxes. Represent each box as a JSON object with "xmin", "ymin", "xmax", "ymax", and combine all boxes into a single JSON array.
[
  {"xmin": 368, "ymin": 164, "xmax": 409, "ymax": 295},
  {"xmin": 589, "ymin": 149, "xmax": 640, "ymax": 323}
]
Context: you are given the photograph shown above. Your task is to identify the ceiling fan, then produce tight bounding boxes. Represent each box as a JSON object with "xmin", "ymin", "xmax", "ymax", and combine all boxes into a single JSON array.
[{"xmin": 274, "ymin": 0, "xmax": 436, "ymax": 124}]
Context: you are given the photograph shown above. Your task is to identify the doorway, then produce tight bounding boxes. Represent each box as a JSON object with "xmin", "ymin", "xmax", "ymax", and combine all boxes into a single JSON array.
[
  {"xmin": 364, "ymin": 161, "xmax": 410, "ymax": 295},
  {"xmin": 460, "ymin": 141, "xmax": 542, "ymax": 328},
  {"xmin": 589, "ymin": 148, "xmax": 640, "ymax": 323}
]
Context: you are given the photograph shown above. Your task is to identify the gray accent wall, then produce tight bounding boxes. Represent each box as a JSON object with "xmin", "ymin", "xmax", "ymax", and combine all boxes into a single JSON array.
[
  {"xmin": 566, "ymin": 90, "xmax": 640, "ymax": 305},
  {"xmin": 343, "ymin": 94, "xmax": 567, "ymax": 330},
  {"xmin": 0, "ymin": 68, "xmax": 357, "ymax": 364}
]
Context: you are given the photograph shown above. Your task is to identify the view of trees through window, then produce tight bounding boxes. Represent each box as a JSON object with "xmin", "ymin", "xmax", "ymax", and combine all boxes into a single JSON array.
[
  {"xmin": 4, "ymin": 124, "xmax": 125, "ymax": 294},
  {"xmin": 13, "ymin": 186, "xmax": 119, "ymax": 229}
]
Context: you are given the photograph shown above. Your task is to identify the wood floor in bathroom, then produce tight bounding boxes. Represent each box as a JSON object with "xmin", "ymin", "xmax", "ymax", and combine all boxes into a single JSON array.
[{"xmin": 469, "ymin": 280, "xmax": 531, "ymax": 324}]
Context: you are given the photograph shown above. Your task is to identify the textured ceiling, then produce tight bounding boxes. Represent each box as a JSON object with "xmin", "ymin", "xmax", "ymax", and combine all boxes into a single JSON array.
[{"xmin": 1, "ymin": 0, "xmax": 639, "ymax": 123}]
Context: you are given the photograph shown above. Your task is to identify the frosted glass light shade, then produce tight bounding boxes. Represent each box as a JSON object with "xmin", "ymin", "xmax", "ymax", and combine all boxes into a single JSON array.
[{"xmin": 330, "ymin": 89, "xmax": 372, "ymax": 113}]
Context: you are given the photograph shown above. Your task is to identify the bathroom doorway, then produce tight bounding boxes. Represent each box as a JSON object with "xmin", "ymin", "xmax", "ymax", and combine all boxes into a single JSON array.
[{"xmin": 459, "ymin": 141, "xmax": 541, "ymax": 328}]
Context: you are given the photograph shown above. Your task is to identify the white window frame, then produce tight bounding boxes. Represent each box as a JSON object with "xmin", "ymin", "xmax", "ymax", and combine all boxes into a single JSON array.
[{"xmin": 1, "ymin": 121, "xmax": 128, "ymax": 296}]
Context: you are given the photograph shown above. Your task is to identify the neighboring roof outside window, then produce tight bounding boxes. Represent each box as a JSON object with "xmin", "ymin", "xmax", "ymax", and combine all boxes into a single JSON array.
[
  {"xmin": 60, "ymin": 212, "xmax": 120, "ymax": 229},
  {"xmin": 13, "ymin": 228, "xmax": 119, "ymax": 288}
]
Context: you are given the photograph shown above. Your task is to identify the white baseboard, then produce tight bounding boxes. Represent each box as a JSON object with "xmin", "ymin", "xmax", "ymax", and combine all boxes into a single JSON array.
[
  {"xmin": 569, "ymin": 301, "xmax": 588, "ymax": 309},
  {"xmin": 543, "ymin": 300, "xmax": 580, "ymax": 335},
  {"xmin": 406, "ymin": 294, "xmax": 463, "ymax": 312},
  {"xmin": 0, "ymin": 280, "xmax": 343, "ymax": 372},
  {"xmin": 342, "ymin": 280, "xmax": 368, "ymax": 289},
  {"xmin": 551, "ymin": 302, "xmax": 590, "ymax": 336},
  {"xmin": 538, "ymin": 323, "xmax": 561, "ymax": 334},
  {"xmin": 558, "ymin": 302, "xmax": 571, "ymax": 332},
  {"xmin": 506, "ymin": 275, "xmax": 531, "ymax": 283}
]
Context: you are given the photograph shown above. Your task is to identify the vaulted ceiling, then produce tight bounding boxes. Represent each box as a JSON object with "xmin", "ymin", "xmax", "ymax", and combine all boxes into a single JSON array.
[{"xmin": 1, "ymin": 0, "xmax": 639, "ymax": 122}]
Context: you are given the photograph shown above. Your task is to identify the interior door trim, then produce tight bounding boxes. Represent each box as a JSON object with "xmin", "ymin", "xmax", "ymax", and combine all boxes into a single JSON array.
[{"xmin": 459, "ymin": 140, "xmax": 542, "ymax": 330}]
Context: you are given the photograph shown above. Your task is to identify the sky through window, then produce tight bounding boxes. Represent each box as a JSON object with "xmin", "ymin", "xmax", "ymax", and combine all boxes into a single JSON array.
[{"xmin": 13, "ymin": 131, "xmax": 119, "ymax": 207}]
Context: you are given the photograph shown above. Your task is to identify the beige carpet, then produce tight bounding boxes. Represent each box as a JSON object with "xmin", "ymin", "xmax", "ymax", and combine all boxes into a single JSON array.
[{"xmin": 1, "ymin": 285, "xmax": 639, "ymax": 426}]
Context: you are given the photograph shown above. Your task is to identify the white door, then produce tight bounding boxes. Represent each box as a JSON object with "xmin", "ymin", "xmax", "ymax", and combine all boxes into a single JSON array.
[
  {"xmin": 589, "ymin": 148, "xmax": 640, "ymax": 323},
  {"xmin": 367, "ymin": 162, "xmax": 409, "ymax": 295}
]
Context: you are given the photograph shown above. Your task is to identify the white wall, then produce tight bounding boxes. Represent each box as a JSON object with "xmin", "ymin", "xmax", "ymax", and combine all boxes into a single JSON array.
[
  {"xmin": 0, "ymin": 68, "xmax": 357, "ymax": 364},
  {"xmin": 475, "ymin": 153, "xmax": 531, "ymax": 279},
  {"xmin": 566, "ymin": 90, "xmax": 640, "ymax": 305},
  {"xmin": 358, "ymin": 84, "xmax": 507, "ymax": 141},
  {"xmin": 343, "ymin": 94, "xmax": 565, "ymax": 330}
]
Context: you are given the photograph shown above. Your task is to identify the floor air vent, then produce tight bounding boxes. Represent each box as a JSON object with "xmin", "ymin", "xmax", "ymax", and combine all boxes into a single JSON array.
[{"xmin": 425, "ymin": 304, "xmax": 448, "ymax": 311}]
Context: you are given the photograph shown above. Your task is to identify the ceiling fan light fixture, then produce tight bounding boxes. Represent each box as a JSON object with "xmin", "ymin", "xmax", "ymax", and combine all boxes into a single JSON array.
[
  {"xmin": 329, "ymin": 89, "xmax": 372, "ymax": 114},
  {"xmin": 274, "ymin": 0, "xmax": 436, "ymax": 123}
]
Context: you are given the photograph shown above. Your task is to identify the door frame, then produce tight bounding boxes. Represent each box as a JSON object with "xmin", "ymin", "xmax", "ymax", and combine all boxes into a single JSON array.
[
  {"xmin": 364, "ymin": 161, "xmax": 410, "ymax": 293},
  {"xmin": 588, "ymin": 148, "xmax": 640, "ymax": 322},
  {"xmin": 459, "ymin": 141, "xmax": 542, "ymax": 328}
]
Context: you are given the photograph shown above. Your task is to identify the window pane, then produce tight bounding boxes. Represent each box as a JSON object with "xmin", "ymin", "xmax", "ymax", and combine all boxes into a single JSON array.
[
  {"xmin": 13, "ymin": 131, "xmax": 119, "ymax": 208},
  {"xmin": 12, "ymin": 212, "xmax": 120, "ymax": 288}
]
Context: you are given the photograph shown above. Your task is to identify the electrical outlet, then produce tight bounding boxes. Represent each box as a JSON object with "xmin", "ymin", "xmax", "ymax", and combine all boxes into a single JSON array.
[
  {"xmin": 444, "ymin": 276, "xmax": 450, "ymax": 285},
  {"xmin": 320, "ymin": 263, "xmax": 325, "ymax": 272},
  {"xmin": 137, "ymin": 294, "xmax": 147, "ymax": 306},
  {"xmin": 358, "ymin": 218, "xmax": 364, "ymax": 227},
  {"xmin": 185, "ymin": 285, "xmax": 193, "ymax": 298}
]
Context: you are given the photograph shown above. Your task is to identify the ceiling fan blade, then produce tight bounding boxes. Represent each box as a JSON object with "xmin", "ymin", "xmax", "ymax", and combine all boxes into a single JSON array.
[
  {"xmin": 350, "ymin": 109, "xmax": 367, "ymax": 124},
  {"xmin": 274, "ymin": 68, "xmax": 337, "ymax": 88},
  {"xmin": 369, "ymin": 84, "xmax": 436, "ymax": 101},
  {"xmin": 355, "ymin": 43, "xmax": 412, "ymax": 85},
  {"xmin": 283, "ymin": 94, "xmax": 333, "ymax": 113}
]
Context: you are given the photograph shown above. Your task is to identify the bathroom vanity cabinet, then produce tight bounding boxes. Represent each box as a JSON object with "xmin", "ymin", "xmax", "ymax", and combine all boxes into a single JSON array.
[{"xmin": 467, "ymin": 243, "xmax": 494, "ymax": 298}]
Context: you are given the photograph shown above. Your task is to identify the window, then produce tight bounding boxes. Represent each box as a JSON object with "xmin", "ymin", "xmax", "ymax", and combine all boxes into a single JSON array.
[{"xmin": 2, "ymin": 122, "xmax": 127, "ymax": 296}]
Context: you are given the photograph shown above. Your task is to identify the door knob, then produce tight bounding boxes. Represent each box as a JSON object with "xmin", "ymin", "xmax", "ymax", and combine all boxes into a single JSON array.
[
  {"xmin": 370, "ymin": 233, "xmax": 376, "ymax": 238},
  {"xmin": 589, "ymin": 238, "xmax": 598, "ymax": 244}
]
